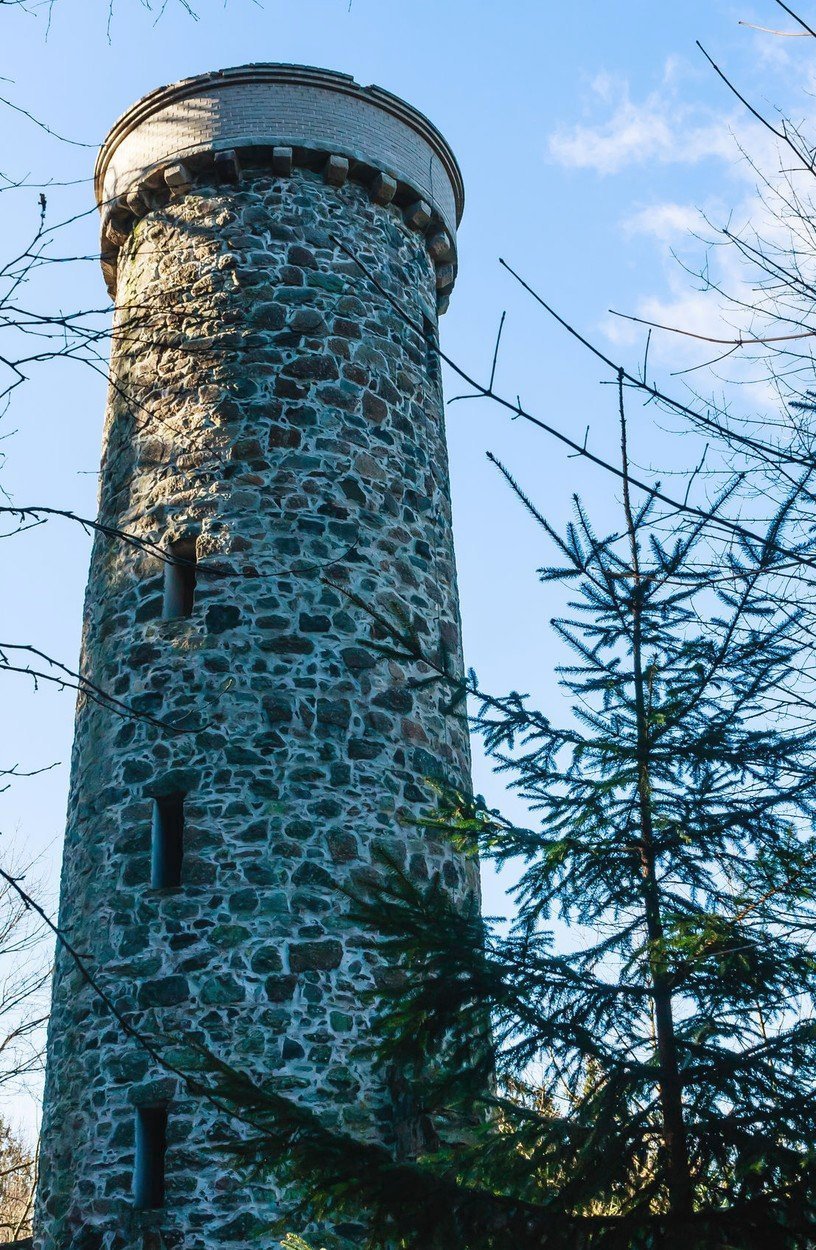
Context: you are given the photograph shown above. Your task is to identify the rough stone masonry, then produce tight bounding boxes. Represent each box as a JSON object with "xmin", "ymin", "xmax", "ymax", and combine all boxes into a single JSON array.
[{"xmin": 35, "ymin": 64, "xmax": 477, "ymax": 1250}]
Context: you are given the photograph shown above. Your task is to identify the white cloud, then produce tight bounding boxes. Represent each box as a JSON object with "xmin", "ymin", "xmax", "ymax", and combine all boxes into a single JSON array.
[
  {"xmin": 623, "ymin": 202, "xmax": 705, "ymax": 242},
  {"xmin": 548, "ymin": 70, "xmax": 740, "ymax": 175},
  {"xmin": 602, "ymin": 277, "xmax": 733, "ymax": 357},
  {"xmin": 602, "ymin": 178, "xmax": 816, "ymax": 403}
]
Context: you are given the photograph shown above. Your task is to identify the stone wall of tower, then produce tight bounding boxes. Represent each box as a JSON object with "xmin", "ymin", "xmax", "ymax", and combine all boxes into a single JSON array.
[{"xmin": 35, "ymin": 73, "xmax": 475, "ymax": 1250}]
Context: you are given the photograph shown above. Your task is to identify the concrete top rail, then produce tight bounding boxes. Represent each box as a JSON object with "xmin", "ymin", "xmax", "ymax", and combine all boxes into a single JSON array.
[{"xmin": 95, "ymin": 63, "xmax": 465, "ymax": 241}]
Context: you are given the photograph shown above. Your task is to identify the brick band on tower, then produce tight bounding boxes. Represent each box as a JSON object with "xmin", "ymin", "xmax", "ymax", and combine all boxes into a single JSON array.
[{"xmin": 35, "ymin": 63, "xmax": 475, "ymax": 1250}]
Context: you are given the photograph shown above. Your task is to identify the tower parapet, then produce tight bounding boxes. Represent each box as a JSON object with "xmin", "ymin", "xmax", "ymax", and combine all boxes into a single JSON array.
[
  {"xmin": 95, "ymin": 63, "xmax": 463, "ymax": 310},
  {"xmin": 36, "ymin": 64, "xmax": 474, "ymax": 1250}
]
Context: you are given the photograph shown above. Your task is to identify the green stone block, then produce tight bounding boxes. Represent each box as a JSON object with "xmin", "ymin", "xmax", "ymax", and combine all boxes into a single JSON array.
[{"xmin": 200, "ymin": 974, "xmax": 246, "ymax": 1005}]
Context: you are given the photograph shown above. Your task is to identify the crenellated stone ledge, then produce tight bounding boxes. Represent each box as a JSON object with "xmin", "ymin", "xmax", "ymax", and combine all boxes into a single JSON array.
[{"xmin": 99, "ymin": 144, "xmax": 458, "ymax": 311}]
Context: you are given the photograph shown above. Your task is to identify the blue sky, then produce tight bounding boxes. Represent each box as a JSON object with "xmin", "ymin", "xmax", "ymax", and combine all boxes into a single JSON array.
[{"xmin": 1, "ymin": 0, "xmax": 812, "ymax": 1135}]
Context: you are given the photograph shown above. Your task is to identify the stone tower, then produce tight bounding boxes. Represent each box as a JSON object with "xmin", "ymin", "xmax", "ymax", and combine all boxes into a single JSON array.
[{"xmin": 36, "ymin": 64, "xmax": 474, "ymax": 1250}]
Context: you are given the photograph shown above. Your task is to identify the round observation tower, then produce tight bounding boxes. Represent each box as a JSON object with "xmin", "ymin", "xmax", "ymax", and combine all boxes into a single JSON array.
[{"xmin": 36, "ymin": 63, "xmax": 474, "ymax": 1250}]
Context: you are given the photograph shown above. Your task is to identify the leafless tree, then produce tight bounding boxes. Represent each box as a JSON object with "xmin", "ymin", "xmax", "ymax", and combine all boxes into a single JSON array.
[{"xmin": 0, "ymin": 1123, "xmax": 37, "ymax": 1244}]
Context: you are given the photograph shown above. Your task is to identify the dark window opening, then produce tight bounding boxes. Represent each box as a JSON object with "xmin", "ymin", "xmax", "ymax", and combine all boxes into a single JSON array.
[
  {"xmin": 422, "ymin": 314, "xmax": 440, "ymax": 382},
  {"xmin": 134, "ymin": 1104, "xmax": 167, "ymax": 1210},
  {"xmin": 151, "ymin": 795, "xmax": 185, "ymax": 889},
  {"xmin": 162, "ymin": 538, "xmax": 197, "ymax": 620}
]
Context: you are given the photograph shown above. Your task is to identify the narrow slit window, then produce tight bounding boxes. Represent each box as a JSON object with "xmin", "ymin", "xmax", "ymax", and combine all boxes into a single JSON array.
[
  {"xmin": 423, "ymin": 314, "xmax": 440, "ymax": 382},
  {"xmin": 134, "ymin": 1104, "xmax": 167, "ymax": 1210},
  {"xmin": 162, "ymin": 538, "xmax": 197, "ymax": 620},
  {"xmin": 151, "ymin": 795, "xmax": 185, "ymax": 889}
]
